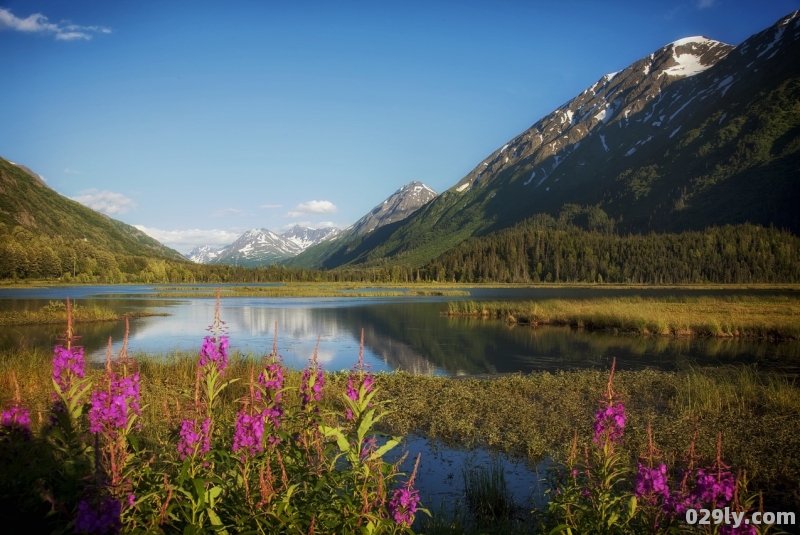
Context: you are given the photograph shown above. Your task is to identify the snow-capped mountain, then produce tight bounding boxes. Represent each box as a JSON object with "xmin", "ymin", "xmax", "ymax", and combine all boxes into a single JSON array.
[
  {"xmin": 346, "ymin": 182, "xmax": 437, "ymax": 237},
  {"xmin": 188, "ymin": 225, "xmax": 341, "ymax": 266},
  {"xmin": 186, "ymin": 245, "xmax": 225, "ymax": 264},
  {"xmin": 295, "ymin": 10, "xmax": 800, "ymax": 269},
  {"xmin": 282, "ymin": 225, "xmax": 341, "ymax": 249}
]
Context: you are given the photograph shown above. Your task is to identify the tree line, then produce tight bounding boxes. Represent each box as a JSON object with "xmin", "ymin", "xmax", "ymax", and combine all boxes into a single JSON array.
[
  {"xmin": 421, "ymin": 216, "xmax": 800, "ymax": 284},
  {"xmin": 2, "ymin": 218, "xmax": 799, "ymax": 285}
]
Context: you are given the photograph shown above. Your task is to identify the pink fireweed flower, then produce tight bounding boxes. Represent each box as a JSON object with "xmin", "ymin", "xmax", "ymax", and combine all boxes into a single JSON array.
[
  {"xmin": 232, "ymin": 411, "xmax": 265, "ymax": 457},
  {"xmin": 593, "ymin": 403, "xmax": 626, "ymax": 446},
  {"xmin": 1, "ymin": 406, "xmax": 31, "ymax": 432},
  {"xmin": 52, "ymin": 345, "xmax": 86, "ymax": 395},
  {"xmin": 177, "ymin": 418, "xmax": 211, "ymax": 460},
  {"xmin": 693, "ymin": 468, "xmax": 736, "ymax": 509},
  {"xmin": 388, "ymin": 486, "xmax": 420, "ymax": 528},
  {"xmin": 199, "ymin": 335, "xmax": 229, "ymax": 375},
  {"xmin": 635, "ymin": 463, "xmax": 670, "ymax": 503},
  {"xmin": 257, "ymin": 362, "xmax": 284, "ymax": 427},
  {"xmin": 89, "ymin": 373, "xmax": 141, "ymax": 434},
  {"xmin": 300, "ymin": 367, "xmax": 324, "ymax": 411}
]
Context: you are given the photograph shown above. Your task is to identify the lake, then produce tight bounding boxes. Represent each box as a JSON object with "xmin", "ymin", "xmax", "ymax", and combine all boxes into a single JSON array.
[{"xmin": 1, "ymin": 284, "xmax": 799, "ymax": 375}]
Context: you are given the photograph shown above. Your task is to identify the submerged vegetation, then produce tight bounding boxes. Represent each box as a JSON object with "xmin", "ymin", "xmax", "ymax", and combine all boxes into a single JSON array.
[{"xmin": 446, "ymin": 294, "xmax": 800, "ymax": 340}]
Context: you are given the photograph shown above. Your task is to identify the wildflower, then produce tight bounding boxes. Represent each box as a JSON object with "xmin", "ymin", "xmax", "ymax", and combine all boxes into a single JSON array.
[
  {"xmin": 232, "ymin": 411, "xmax": 265, "ymax": 457},
  {"xmin": 693, "ymin": 468, "xmax": 735, "ymax": 509},
  {"xmin": 1, "ymin": 406, "xmax": 31, "ymax": 432},
  {"xmin": 388, "ymin": 486, "xmax": 420, "ymax": 527},
  {"xmin": 257, "ymin": 361, "xmax": 284, "ymax": 427},
  {"xmin": 75, "ymin": 496, "xmax": 122, "ymax": 534},
  {"xmin": 52, "ymin": 345, "xmax": 86, "ymax": 396},
  {"xmin": 635, "ymin": 463, "xmax": 670, "ymax": 503},
  {"xmin": 300, "ymin": 367, "xmax": 324, "ymax": 411},
  {"xmin": 199, "ymin": 335, "xmax": 229, "ymax": 375},
  {"xmin": 592, "ymin": 403, "xmax": 626, "ymax": 445},
  {"xmin": 177, "ymin": 418, "xmax": 211, "ymax": 460},
  {"xmin": 89, "ymin": 373, "xmax": 141, "ymax": 433}
]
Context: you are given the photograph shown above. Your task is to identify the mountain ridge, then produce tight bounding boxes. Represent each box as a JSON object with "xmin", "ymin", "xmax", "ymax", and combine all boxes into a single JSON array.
[{"xmin": 293, "ymin": 10, "xmax": 800, "ymax": 270}]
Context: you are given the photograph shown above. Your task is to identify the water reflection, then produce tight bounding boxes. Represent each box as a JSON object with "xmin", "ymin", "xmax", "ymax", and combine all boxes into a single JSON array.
[{"xmin": 1, "ymin": 286, "xmax": 798, "ymax": 376}]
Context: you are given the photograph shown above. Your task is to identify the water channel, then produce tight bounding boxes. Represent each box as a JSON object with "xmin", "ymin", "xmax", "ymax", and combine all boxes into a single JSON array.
[{"xmin": 1, "ymin": 284, "xmax": 798, "ymax": 375}]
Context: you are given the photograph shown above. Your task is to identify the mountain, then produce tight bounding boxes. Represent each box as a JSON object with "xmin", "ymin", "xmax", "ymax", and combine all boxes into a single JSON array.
[
  {"xmin": 186, "ymin": 245, "xmax": 225, "ymax": 264},
  {"xmin": 347, "ymin": 182, "xmax": 438, "ymax": 236},
  {"xmin": 298, "ymin": 11, "xmax": 800, "ymax": 269},
  {"xmin": 191, "ymin": 225, "xmax": 341, "ymax": 266},
  {"xmin": 0, "ymin": 157, "xmax": 184, "ymax": 261},
  {"xmin": 286, "ymin": 181, "xmax": 438, "ymax": 268}
]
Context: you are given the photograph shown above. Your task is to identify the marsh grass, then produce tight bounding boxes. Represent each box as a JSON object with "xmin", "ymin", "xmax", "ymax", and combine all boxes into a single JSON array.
[
  {"xmin": 2, "ymin": 348, "xmax": 799, "ymax": 511},
  {"xmin": 447, "ymin": 294, "xmax": 800, "ymax": 339},
  {"xmin": 152, "ymin": 284, "xmax": 470, "ymax": 298},
  {"xmin": 0, "ymin": 300, "xmax": 165, "ymax": 326},
  {"xmin": 463, "ymin": 461, "xmax": 516, "ymax": 525}
]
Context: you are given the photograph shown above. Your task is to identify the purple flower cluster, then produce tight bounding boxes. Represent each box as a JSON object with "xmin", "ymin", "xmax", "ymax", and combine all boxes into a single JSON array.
[
  {"xmin": 89, "ymin": 373, "xmax": 141, "ymax": 434},
  {"xmin": 346, "ymin": 373, "xmax": 374, "ymax": 419},
  {"xmin": 177, "ymin": 418, "xmax": 211, "ymax": 460},
  {"xmin": 593, "ymin": 403, "xmax": 626, "ymax": 445},
  {"xmin": 300, "ymin": 367, "xmax": 324, "ymax": 411},
  {"xmin": 257, "ymin": 362, "xmax": 284, "ymax": 427},
  {"xmin": 52, "ymin": 345, "xmax": 86, "ymax": 394},
  {"xmin": 634, "ymin": 463, "xmax": 669, "ymax": 504},
  {"xmin": 75, "ymin": 496, "xmax": 122, "ymax": 534},
  {"xmin": 199, "ymin": 335, "xmax": 229, "ymax": 375},
  {"xmin": 1, "ymin": 405, "xmax": 31, "ymax": 433},
  {"xmin": 694, "ymin": 468, "xmax": 736, "ymax": 509},
  {"xmin": 388, "ymin": 485, "xmax": 420, "ymax": 527},
  {"xmin": 232, "ymin": 411, "xmax": 265, "ymax": 457},
  {"xmin": 665, "ymin": 467, "xmax": 736, "ymax": 516},
  {"xmin": 720, "ymin": 523, "xmax": 758, "ymax": 535}
]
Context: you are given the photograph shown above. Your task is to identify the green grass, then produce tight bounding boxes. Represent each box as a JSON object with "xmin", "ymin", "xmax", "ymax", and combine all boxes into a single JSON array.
[
  {"xmin": 0, "ymin": 300, "xmax": 167, "ymax": 326},
  {"xmin": 446, "ymin": 294, "xmax": 800, "ymax": 339},
  {"xmin": 2, "ymin": 349, "xmax": 799, "ymax": 510},
  {"xmin": 150, "ymin": 283, "xmax": 470, "ymax": 298}
]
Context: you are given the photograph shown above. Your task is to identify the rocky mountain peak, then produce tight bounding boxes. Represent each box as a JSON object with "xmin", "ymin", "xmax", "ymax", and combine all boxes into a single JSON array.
[{"xmin": 347, "ymin": 181, "xmax": 437, "ymax": 237}]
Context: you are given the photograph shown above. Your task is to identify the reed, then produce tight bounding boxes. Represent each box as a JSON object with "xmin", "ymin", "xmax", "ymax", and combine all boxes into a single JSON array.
[
  {"xmin": 446, "ymin": 295, "xmax": 800, "ymax": 339},
  {"xmin": 0, "ymin": 300, "xmax": 165, "ymax": 326}
]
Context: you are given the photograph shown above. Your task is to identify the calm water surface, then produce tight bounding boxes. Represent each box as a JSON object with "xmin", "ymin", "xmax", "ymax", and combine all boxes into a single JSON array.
[{"xmin": 1, "ymin": 285, "xmax": 798, "ymax": 375}]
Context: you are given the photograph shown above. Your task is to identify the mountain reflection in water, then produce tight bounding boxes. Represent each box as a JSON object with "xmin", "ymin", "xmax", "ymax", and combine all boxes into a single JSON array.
[{"xmin": 1, "ymin": 287, "xmax": 798, "ymax": 376}]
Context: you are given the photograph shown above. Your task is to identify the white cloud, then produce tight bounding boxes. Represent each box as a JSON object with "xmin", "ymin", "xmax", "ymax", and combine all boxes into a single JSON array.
[
  {"xmin": 71, "ymin": 189, "xmax": 136, "ymax": 215},
  {"xmin": 287, "ymin": 200, "xmax": 337, "ymax": 218},
  {"xmin": 0, "ymin": 8, "xmax": 110, "ymax": 41},
  {"xmin": 133, "ymin": 226, "xmax": 241, "ymax": 253}
]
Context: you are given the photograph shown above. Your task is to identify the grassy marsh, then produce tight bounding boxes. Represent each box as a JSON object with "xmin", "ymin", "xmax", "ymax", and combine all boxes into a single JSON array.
[
  {"xmin": 2, "ymin": 348, "xmax": 798, "ymax": 509},
  {"xmin": 0, "ymin": 300, "xmax": 166, "ymax": 326},
  {"xmin": 447, "ymin": 294, "xmax": 800, "ymax": 340},
  {"xmin": 151, "ymin": 283, "xmax": 470, "ymax": 298}
]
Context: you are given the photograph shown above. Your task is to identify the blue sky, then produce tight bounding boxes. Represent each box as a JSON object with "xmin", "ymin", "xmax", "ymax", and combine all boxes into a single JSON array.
[{"xmin": 1, "ymin": 0, "xmax": 798, "ymax": 253}]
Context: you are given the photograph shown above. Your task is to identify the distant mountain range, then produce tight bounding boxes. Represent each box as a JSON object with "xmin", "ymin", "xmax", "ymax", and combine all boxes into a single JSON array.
[
  {"xmin": 288, "ymin": 11, "xmax": 800, "ymax": 269},
  {"xmin": 187, "ymin": 226, "xmax": 342, "ymax": 266},
  {"xmin": 189, "ymin": 181, "xmax": 437, "ymax": 267}
]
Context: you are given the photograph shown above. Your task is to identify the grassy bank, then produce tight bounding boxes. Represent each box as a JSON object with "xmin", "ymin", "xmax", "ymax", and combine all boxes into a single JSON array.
[
  {"xmin": 2, "ymin": 348, "xmax": 798, "ymax": 510},
  {"xmin": 447, "ymin": 295, "xmax": 800, "ymax": 340},
  {"xmin": 152, "ymin": 284, "xmax": 470, "ymax": 298},
  {"xmin": 0, "ymin": 300, "xmax": 166, "ymax": 326}
]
